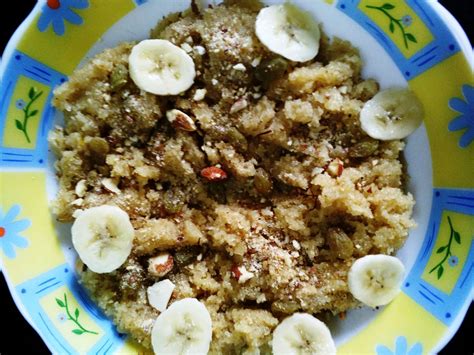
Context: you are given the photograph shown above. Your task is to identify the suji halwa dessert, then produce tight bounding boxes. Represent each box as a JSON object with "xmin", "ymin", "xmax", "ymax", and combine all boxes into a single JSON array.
[{"xmin": 49, "ymin": 1, "xmax": 423, "ymax": 353}]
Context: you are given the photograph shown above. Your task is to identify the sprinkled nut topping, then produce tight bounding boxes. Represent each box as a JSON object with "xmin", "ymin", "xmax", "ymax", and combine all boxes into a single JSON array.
[{"xmin": 166, "ymin": 109, "xmax": 197, "ymax": 132}]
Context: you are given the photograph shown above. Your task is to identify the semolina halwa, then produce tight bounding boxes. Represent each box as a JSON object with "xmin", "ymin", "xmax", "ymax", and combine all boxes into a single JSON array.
[{"xmin": 49, "ymin": 1, "xmax": 415, "ymax": 352}]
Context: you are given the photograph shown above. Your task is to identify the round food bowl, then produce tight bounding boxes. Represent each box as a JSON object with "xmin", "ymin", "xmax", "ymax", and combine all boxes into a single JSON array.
[{"xmin": 0, "ymin": 0, "xmax": 472, "ymax": 353}]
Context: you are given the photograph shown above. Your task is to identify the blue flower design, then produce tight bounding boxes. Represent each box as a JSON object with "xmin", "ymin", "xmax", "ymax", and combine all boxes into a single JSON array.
[
  {"xmin": 376, "ymin": 336, "xmax": 423, "ymax": 355},
  {"xmin": 401, "ymin": 15, "xmax": 412, "ymax": 27},
  {"xmin": 37, "ymin": 0, "xmax": 89, "ymax": 36},
  {"xmin": 448, "ymin": 84, "xmax": 474, "ymax": 148},
  {"xmin": 15, "ymin": 99, "xmax": 26, "ymax": 110},
  {"xmin": 0, "ymin": 205, "xmax": 30, "ymax": 259},
  {"xmin": 448, "ymin": 255, "xmax": 459, "ymax": 267}
]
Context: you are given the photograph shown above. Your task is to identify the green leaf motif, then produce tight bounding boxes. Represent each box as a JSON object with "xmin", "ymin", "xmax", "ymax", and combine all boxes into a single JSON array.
[
  {"xmin": 436, "ymin": 246, "xmax": 447, "ymax": 254},
  {"xmin": 30, "ymin": 109, "xmax": 39, "ymax": 117},
  {"xmin": 74, "ymin": 308, "xmax": 80, "ymax": 319},
  {"xmin": 55, "ymin": 298, "xmax": 65, "ymax": 308},
  {"xmin": 389, "ymin": 21, "xmax": 395, "ymax": 33},
  {"xmin": 72, "ymin": 329, "xmax": 84, "ymax": 335},
  {"xmin": 437, "ymin": 265, "xmax": 444, "ymax": 279},
  {"xmin": 381, "ymin": 3, "xmax": 395, "ymax": 10},
  {"xmin": 28, "ymin": 87, "xmax": 36, "ymax": 100},
  {"xmin": 453, "ymin": 231, "xmax": 461, "ymax": 244},
  {"xmin": 405, "ymin": 33, "xmax": 417, "ymax": 43},
  {"xmin": 15, "ymin": 119, "xmax": 23, "ymax": 130}
]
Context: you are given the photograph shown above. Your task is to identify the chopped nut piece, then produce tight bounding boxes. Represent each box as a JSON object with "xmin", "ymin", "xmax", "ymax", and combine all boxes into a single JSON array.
[
  {"xmin": 148, "ymin": 252, "xmax": 174, "ymax": 277},
  {"xmin": 147, "ymin": 279, "xmax": 175, "ymax": 312},
  {"xmin": 166, "ymin": 109, "xmax": 197, "ymax": 132},
  {"xmin": 231, "ymin": 264, "xmax": 242, "ymax": 279},
  {"xmin": 180, "ymin": 42, "xmax": 193, "ymax": 53},
  {"xmin": 251, "ymin": 57, "xmax": 262, "ymax": 67},
  {"xmin": 292, "ymin": 240, "xmax": 301, "ymax": 250},
  {"xmin": 201, "ymin": 166, "xmax": 228, "ymax": 182},
  {"xmin": 194, "ymin": 45, "xmax": 206, "ymax": 55},
  {"xmin": 101, "ymin": 178, "xmax": 121, "ymax": 194},
  {"xmin": 235, "ymin": 265, "xmax": 254, "ymax": 283},
  {"xmin": 71, "ymin": 198, "xmax": 84, "ymax": 206},
  {"xmin": 193, "ymin": 88, "xmax": 207, "ymax": 101},
  {"xmin": 311, "ymin": 167, "xmax": 324, "ymax": 177},
  {"xmin": 230, "ymin": 98, "xmax": 248, "ymax": 114},
  {"xmin": 326, "ymin": 158, "xmax": 344, "ymax": 177},
  {"xmin": 75, "ymin": 179, "xmax": 87, "ymax": 197},
  {"xmin": 232, "ymin": 63, "xmax": 246, "ymax": 71}
]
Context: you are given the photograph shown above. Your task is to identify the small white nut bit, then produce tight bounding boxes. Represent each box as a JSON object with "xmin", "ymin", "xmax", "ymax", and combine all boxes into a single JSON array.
[
  {"xmin": 193, "ymin": 88, "xmax": 207, "ymax": 101},
  {"xmin": 75, "ymin": 179, "xmax": 87, "ymax": 197},
  {"xmin": 166, "ymin": 109, "xmax": 197, "ymax": 132},
  {"xmin": 230, "ymin": 98, "xmax": 248, "ymax": 114},
  {"xmin": 101, "ymin": 178, "xmax": 121, "ymax": 194},
  {"xmin": 326, "ymin": 158, "xmax": 344, "ymax": 177},
  {"xmin": 147, "ymin": 279, "xmax": 176, "ymax": 312}
]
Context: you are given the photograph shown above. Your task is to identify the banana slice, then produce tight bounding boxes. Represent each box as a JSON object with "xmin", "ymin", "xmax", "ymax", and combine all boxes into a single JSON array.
[
  {"xmin": 151, "ymin": 298, "xmax": 212, "ymax": 354},
  {"xmin": 255, "ymin": 3, "xmax": 320, "ymax": 62},
  {"xmin": 348, "ymin": 254, "xmax": 405, "ymax": 308},
  {"xmin": 129, "ymin": 39, "xmax": 196, "ymax": 96},
  {"xmin": 360, "ymin": 88, "xmax": 424, "ymax": 140},
  {"xmin": 272, "ymin": 313, "xmax": 336, "ymax": 355},
  {"xmin": 71, "ymin": 205, "xmax": 134, "ymax": 274}
]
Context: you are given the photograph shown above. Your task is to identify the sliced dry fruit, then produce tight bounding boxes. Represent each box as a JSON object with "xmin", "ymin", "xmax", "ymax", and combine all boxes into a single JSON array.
[
  {"xmin": 148, "ymin": 252, "xmax": 174, "ymax": 277},
  {"xmin": 201, "ymin": 166, "xmax": 228, "ymax": 182},
  {"xmin": 166, "ymin": 109, "xmax": 197, "ymax": 132}
]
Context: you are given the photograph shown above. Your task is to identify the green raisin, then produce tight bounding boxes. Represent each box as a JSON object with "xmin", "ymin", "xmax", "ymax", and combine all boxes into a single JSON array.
[
  {"xmin": 162, "ymin": 189, "xmax": 186, "ymax": 214},
  {"xmin": 110, "ymin": 64, "xmax": 129, "ymax": 91},
  {"xmin": 255, "ymin": 57, "xmax": 288, "ymax": 84},
  {"xmin": 174, "ymin": 247, "xmax": 201, "ymax": 268},
  {"xmin": 254, "ymin": 168, "xmax": 272, "ymax": 195},
  {"xmin": 349, "ymin": 141, "xmax": 379, "ymax": 158},
  {"xmin": 327, "ymin": 228, "xmax": 354, "ymax": 260}
]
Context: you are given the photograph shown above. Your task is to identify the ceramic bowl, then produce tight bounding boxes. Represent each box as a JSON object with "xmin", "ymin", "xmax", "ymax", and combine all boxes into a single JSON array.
[{"xmin": 0, "ymin": 0, "xmax": 472, "ymax": 353}]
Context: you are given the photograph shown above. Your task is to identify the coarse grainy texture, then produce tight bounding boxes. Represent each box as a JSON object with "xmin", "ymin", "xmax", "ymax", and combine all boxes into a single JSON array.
[{"xmin": 50, "ymin": 1, "xmax": 415, "ymax": 352}]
